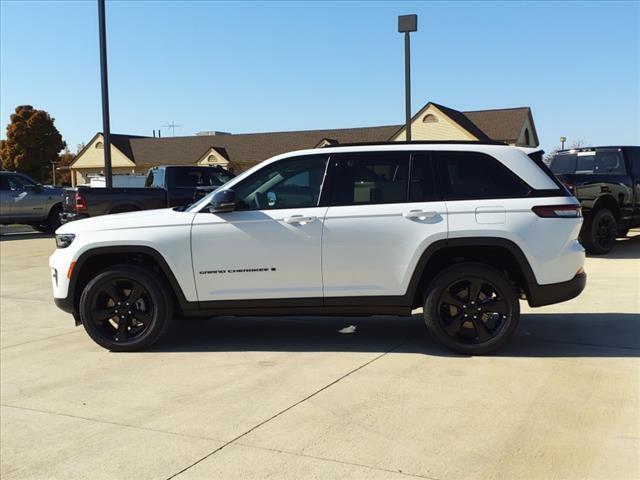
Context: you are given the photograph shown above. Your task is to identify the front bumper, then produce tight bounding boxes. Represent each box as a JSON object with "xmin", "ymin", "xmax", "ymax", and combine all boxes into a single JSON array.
[{"xmin": 527, "ymin": 272, "xmax": 587, "ymax": 307}]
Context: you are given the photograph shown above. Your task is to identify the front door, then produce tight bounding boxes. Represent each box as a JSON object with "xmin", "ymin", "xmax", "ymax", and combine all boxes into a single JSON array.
[
  {"xmin": 191, "ymin": 154, "xmax": 329, "ymax": 302},
  {"xmin": 322, "ymin": 151, "xmax": 448, "ymax": 300},
  {"xmin": 8, "ymin": 175, "xmax": 46, "ymax": 221}
]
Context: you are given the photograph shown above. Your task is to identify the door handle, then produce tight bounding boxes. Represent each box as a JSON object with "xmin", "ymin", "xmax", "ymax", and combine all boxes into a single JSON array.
[
  {"xmin": 284, "ymin": 215, "xmax": 317, "ymax": 225},
  {"xmin": 402, "ymin": 209, "xmax": 437, "ymax": 220}
]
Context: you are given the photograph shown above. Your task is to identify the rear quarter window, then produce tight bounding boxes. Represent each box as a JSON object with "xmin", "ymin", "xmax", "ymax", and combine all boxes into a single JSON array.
[{"xmin": 437, "ymin": 152, "xmax": 530, "ymax": 200}]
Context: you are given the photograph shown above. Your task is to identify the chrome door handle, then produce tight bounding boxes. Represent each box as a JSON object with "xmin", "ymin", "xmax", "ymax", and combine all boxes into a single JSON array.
[
  {"xmin": 402, "ymin": 209, "xmax": 437, "ymax": 220},
  {"xmin": 284, "ymin": 215, "xmax": 317, "ymax": 225}
]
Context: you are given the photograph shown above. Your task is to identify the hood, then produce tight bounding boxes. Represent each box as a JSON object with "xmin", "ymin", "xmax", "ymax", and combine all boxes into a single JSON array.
[{"xmin": 56, "ymin": 208, "xmax": 194, "ymax": 234}]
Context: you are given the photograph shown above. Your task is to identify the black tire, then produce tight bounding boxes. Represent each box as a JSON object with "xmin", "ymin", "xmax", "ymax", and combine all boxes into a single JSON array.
[
  {"xmin": 79, "ymin": 265, "xmax": 174, "ymax": 351},
  {"xmin": 581, "ymin": 209, "xmax": 617, "ymax": 254},
  {"xmin": 423, "ymin": 263, "xmax": 520, "ymax": 355},
  {"xmin": 42, "ymin": 204, "xmax": 62, "ymax": 232}
]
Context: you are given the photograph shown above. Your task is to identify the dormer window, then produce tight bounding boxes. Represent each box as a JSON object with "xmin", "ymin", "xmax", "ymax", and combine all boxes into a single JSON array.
[
  {"xmin": 207, "ymin": 154, "xmax": 216, "ymax": 163},
  {"xmin": 422, "ymin": 114, "xmax": 438, "ymax": 123}
]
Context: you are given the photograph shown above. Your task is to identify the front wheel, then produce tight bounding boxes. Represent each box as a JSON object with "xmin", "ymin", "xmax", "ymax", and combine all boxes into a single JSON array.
[
  {"xmin": 423, "ymin": 263, "xmax": 520, "ymax": 355},
  {"xmin": 79, "ymin": 265, "xmax": 174, "ymax": 351}
]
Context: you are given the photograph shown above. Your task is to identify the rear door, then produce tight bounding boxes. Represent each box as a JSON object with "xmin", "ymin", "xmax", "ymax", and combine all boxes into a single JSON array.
[
  {"xmin": 321, "ymin": 151, "xmax": 448, "ymax": 300},
  {"xmin": 7, "ymin": 174, "xmax": 46, "ymax": 221}
]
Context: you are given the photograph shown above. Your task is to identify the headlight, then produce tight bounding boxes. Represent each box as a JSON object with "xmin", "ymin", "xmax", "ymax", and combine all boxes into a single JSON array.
[{"xmin": 55, "ymin": 234, "xmax": 75, "ymax": 248}]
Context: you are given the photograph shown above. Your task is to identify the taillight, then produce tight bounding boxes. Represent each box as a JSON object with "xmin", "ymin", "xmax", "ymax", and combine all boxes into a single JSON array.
[
  {"xmin": 75, "ymin": 193, "xmax": 87, "ymax": 213},
  {"xmin": 532, "ymin": 205, "xmax": 582, "ymax": 218}
]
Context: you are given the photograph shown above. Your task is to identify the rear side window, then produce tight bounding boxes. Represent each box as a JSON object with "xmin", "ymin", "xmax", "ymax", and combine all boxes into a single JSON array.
[
  {"xmin": 145, "ymin": 169, "xmax": 165, "ymax": 188},
  {"xmin": 550, "ymin": 149, "xmax": 626, "ymax": 175},
  {"xmin": 0, "ymin": 176, "xmax": 8, "ymax": 191},
  {"xmin": 437, "ymin": 152, "xmax": 530, "ymax": 200},
  {"xmin": 330, "ymin": 152, "xmax": 409, "ymax": 205}
]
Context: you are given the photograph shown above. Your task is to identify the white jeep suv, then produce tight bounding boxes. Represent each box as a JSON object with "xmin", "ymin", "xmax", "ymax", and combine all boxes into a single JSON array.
[{"xmin": 50, "ymin": 142, "xmax": 586, "ymax": 354}]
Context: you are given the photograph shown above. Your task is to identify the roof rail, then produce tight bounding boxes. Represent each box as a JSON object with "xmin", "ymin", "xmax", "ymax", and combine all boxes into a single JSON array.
[{"xmin": 319, "ymin": 140, "xmax": 507, "ymax": 148}]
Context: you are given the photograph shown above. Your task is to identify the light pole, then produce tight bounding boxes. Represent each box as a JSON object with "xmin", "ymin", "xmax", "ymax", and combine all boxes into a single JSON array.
[
  {"xmin": 560, "ymin": 136, "xmax": 567, "ymax": 150},
  {"xmin": 398, "ymin": 14, "xmax": 417, "ymax": 141},
  {"xmin": 98, "ymin": 0, "xmax": 113, "ymax": 187}
]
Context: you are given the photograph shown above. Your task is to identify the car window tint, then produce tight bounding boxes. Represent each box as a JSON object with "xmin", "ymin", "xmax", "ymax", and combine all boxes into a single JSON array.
[
  {"xmin": 330, "ymin": 152, "xmax": 409, "ymax": 205},
  {"xmin": 7, "ymin": 176, "xmax": 27, "ymax": 190},
  {"xmin": 438, "ymin": 152, "xmax": 530, "ymax": 199},
  {"xmin": 409, "ymin": 153, "xmax": 437, "ymax": 202},
  {"xmin": 234, "ymin": 155, "xmax": 328, "ymax": 210},
  {"xmin": 0, "ymin": 176, "xmax": 9, "ymax": 191}
]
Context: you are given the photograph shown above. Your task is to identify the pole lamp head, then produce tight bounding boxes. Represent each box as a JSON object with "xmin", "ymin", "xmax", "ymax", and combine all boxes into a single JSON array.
[{"xmin": 398, "ymin": 14, "xmax": 418, "ymax": 33}]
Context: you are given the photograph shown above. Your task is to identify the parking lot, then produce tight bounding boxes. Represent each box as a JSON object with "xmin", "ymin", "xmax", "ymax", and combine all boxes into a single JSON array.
[{"xmin": 1, "ymin": 227, "xmax": 638, "ymax": 480}]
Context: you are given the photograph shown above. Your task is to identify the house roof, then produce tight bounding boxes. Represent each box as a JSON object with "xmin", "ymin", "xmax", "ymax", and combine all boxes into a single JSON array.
[
  {"xmin": 463, "ymin": 106, "xmax": 536, "ymax": 144},
  {"xmin": 127, "ymin": 125, "xmax": 400, "ymax": 170},
  {"xmin": 72, "ymin": 102, "xmax": 537, "ymax": 172}
]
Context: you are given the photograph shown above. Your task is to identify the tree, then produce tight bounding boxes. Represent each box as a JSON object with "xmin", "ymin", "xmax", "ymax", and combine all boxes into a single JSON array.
[{"xmin": 0, "ymin": 105, "xmax": 66, "ymax": 182}]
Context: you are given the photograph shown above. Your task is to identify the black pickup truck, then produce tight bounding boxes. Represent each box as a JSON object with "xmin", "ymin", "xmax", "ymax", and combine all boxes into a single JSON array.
[
  {"xmin": 549, "ymin": 146, "xmax": 640, "ymax": 254},
  {"xmin": 61, "ymin": 165, "xmax": 234, "ymax": 223}
]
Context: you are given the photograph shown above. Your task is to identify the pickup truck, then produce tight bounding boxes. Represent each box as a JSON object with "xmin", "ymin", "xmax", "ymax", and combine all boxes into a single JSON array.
[
  {"xmin": 61, "ymin": 165, "xmax": 234, "ymax": 223},
  {"xmin": 549, "ymin": 146, "xmax": 640, "ymax": 254},
  {"xmin": 0, "ymin": 171, "xmax": 64, "ymax": 232}
]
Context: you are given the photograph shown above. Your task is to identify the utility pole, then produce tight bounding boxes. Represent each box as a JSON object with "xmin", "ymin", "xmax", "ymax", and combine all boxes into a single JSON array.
[
  {"xmin": 50, "ymin": 160, "xmax": 57, "ymax": 185},
  {"xmin": 98, "ymin": 0, "xmax": 113, "ymax": 187},
  {"xmin": 398, "ymin": 14, "xmax": 417, "ymax": 141}
]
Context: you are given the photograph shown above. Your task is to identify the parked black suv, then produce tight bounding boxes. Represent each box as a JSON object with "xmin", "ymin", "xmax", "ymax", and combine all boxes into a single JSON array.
[{"xmin": 549, "ymin": 146, "xmax": 640, "ymax": 254}]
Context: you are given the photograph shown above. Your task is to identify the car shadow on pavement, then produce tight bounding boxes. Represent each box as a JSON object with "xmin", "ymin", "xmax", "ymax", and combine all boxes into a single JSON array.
[{"xmin": 150, "ymin": 312, "xmax": 640, "ymax": 358}]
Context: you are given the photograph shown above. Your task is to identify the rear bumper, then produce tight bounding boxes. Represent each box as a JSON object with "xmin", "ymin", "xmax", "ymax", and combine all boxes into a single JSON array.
[
  {"xmin": 60, "ymin": 212, "xmax": 89, "ymax": 224},
  {"xmin": 527, "ymin": 272, "xmax": 586, "ymax": 307}
]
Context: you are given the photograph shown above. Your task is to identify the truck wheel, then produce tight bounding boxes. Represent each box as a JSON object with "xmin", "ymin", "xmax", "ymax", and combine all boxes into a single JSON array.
[
  {"xmin": 423, "ymin": 263, "xmax": 520, "ymax": 355},
  {"xmin": 581, "ymin": 209, "xmax": 617, "ymax": 254},
  {"xmin": 79, "ymin": 265, "xmax": 174, "ymax": 352},
  {"xmin": 39, "ymin": 204, "xmax": 62, "ymax": 232}
]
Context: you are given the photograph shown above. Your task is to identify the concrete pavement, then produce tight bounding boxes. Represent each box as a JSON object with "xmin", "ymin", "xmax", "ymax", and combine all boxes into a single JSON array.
[{"xmin": 1, "ymin": 229, "xmax": 638, "ymax": 479}]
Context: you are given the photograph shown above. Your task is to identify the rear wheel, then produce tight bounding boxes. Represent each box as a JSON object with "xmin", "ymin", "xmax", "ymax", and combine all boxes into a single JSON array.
[
  {"xmin": 581, "ymin": 208, "xmax": 617, "ymax": 254},
  {"xmin": 79, "ymin": 265, "xmax": 173, "ymax": 351},
  {"xmin": 423, "ymin": 263, "xmax": 520, "ymax": 355}
]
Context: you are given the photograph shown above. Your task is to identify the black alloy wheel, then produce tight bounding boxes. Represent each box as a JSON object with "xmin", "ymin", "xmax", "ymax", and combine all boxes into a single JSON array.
[
  {"xmin": 437, "ymin": 277, "xmax": 508, "ymax": 344},
  {"xmin": 79, "ymin": 265, "xmax": 173, "ymax": 351},
  {"xmin": 89, "ymin": 278, "xmax": 153, "ymax": 343},
  {"xmin": 423, "ymin": 263, "xmax": 519, "ymax": 355},
  {"xmin": 582, "ymin": 208, "xmax": 617, "ymax": 255}
]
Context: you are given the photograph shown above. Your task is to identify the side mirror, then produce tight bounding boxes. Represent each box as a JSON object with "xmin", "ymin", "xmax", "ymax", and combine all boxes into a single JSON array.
[
  {"xmin": 34, "ymin": 183, "xmax": 44, "ymax": 192},
  {"xmin": 208, "ymin": 189, "xmax": 237, "ymax": 213}
]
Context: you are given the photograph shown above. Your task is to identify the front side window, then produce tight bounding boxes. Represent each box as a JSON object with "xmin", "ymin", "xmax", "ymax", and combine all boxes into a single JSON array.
[
  {"xmin": 7, "ymin": 175, "xmax": 31, "ymax": 191},
  {"xmin": 233, "ymin": 155, "xmax": 328, "ymax": 210},
  {"xmin": 329, "ymin": 152, "xmax": 409, "ymax": 205},
  {"xmin": 438, "ymin": 152, "xmax": 530, "ymax": 200}
]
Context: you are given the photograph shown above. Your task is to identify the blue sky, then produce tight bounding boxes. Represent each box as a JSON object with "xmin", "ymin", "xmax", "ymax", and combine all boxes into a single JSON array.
[{"xmin": 1, "ymin": 1, "xmax": 638, "ymax": 154}]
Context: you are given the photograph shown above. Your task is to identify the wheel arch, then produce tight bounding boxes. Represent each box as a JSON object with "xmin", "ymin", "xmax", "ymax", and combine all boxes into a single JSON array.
[
  {"xmin": 406, "ymin": 238, "xmax": 537, "ymax": 308},
  {"xmin": 592, "ymin": 195, "xmax": 619, "ymax": 219},
  {"xmin": 70, "ymin": 246, "xmax": 192, "ymax": 317}
]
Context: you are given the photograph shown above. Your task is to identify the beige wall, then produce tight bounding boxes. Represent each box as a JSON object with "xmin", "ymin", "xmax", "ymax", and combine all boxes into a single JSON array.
[
  {"xmin": 71, "ymin": 134, "xmax": 136, "ymax": 169},
  {"xmin": 392, "ymin": 105, "xmax": 477, "ymax": 142},
  {"xmin": 73, "ymin": 167, "xmax": 139, "ymax": 186},
  {"xmin": 196, "ymin": 148, "xmax": 230, "ymax": 168},
  {"xmin": 516, "ymin": 116, "xmax": 535, "ymax": 146}
]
